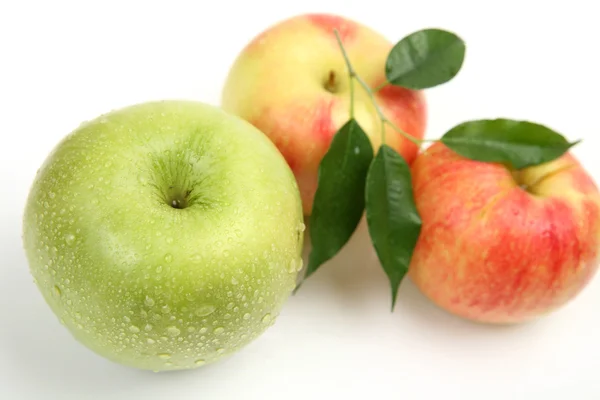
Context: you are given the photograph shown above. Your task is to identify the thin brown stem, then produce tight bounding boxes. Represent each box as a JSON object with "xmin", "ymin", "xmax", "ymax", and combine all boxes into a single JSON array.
[{"xmin": 333, "ymin": 29, "xmax": 423, "ymax": 147}]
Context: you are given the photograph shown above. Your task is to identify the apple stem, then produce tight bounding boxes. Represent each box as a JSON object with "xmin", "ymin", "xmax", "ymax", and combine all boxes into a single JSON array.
[
  {"xmin": 333, "ymin": 29, "xmax": 356, "ymax": 119},
  {"xmin": 373, "ymin": 81, "xmax": 388, "ymax": 92},
  {"xmin": 333, "ymin": 29, "xmax": 423, "ymax": 148},
  {"xmin": 349, "ymin": 72, "xmax": 355, "ymax": 119}
]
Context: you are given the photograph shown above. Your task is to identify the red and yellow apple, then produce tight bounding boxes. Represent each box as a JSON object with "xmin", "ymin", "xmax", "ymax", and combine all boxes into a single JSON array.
[
  {"xmin": 409, "ymin": 142, "xmax": 600, "ymax": 324},
  {"xmin": 221, "ymin": 13, "xmax": 427, "ymax": 215}
]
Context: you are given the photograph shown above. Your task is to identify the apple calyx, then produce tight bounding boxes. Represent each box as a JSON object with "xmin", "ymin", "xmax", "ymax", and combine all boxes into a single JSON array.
[{"xmin": 296, "ymin": 27, "xmax": 583, "ymax": 310}]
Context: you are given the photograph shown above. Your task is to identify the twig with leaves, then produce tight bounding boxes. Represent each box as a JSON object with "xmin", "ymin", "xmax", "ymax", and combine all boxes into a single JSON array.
[{"xmin": 296, "ymin": 27, "xmax": 581, "ymax": 309}]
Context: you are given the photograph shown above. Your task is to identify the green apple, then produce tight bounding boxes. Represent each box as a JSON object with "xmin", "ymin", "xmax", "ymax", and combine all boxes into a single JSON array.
[{"xmin": 22, "ymin": 100, "xmax": 304, "ymax": 371}]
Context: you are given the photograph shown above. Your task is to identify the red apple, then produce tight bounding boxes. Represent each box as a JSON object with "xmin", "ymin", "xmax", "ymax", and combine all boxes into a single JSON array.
[
  {"xmin": 221, "ymin": 13, "xmax": 427, "ymax": 215},
  {"xmin": 409, "ymin": 142, "xmax": 600, "ymax": 324}
]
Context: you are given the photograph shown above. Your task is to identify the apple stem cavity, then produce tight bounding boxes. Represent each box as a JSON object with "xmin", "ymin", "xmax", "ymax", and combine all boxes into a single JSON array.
[{"xmin": 324, "ymin": 70, "xmax": 338, "ymax": 93}]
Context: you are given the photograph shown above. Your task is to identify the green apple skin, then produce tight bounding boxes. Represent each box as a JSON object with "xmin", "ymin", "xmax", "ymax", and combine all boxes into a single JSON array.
[{"xmin": 22, "ymin": 100, "xmax": 304, "ymax": 371}]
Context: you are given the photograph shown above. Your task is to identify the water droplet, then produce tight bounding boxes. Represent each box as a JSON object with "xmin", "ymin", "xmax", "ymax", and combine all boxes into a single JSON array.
[
  {"xmin": 226, "ymin": 302, "xmax": 234, "ymax": 310},
  {"xmin": 354, "ymin": 146, "xmax": 360, "ymax": 154},
  {"xmin": 261, "ymin": 314, "xmax": 271, "ymax": 324},
  {"xmin": 231, "ymin": 277, "xmax": 239, "ymax": 285},
  {"xmin": 161, "ymin": 305, "xmax": 171, "ymax": 314},
  {"xmin": 48, "ymin": 192, "xmax": 56, "ymax": 199},
  {"xmin": 299, "ymin": 223, "xmax": 306, "ymax": 232},
  {"xmin": 243, "ymin": 313, "xmax": 251, "ymax": 320},
  {"xmin": 147, "ymin": 338, "xmax": 155, "ymax": 344},
  {"xmin": 214, "ymin": 327, "xmax": 225, "ymax": 335},
  {"xmin": 65, "ymin": 233, "xmax": 75, "ymax": 245},
  {"xmin": 75, "ymin": 312, "xmax": 82, "ymax": 320},
  {"xmin": 129, "ymin": 325, "xmax": 140, "ymax": 333},
  {"xmin": 288, "ymin": 259, "xmax": 297, "ymax": 273},
  {"xmin": 216, "ymin": 348, "xmax": 225, "ymax": 354},
  {"xmin": 296, "ymin": 258, "xmax": 304, "ymax": 271},
  {"xmin": 164, "ymin": 254, "xmax": 173, "ymax": 263},
  {"xmin": 123, "ymin": 316, "xmax": 131, "ymax": 323},
  {"xmin": 53, "ymin": 285, "xmax": 61, "ymax": 297},
  {"xmin": 167, "ymin": 326, "xmax": 181, "ymax": 337},
  {"xmin": 158, "ymin": 353, "xmax": 171, "ymax": 360},
  {"xmin": 190, "ymin": 254, "xmax": 202, "ymax": 264},
  {"xmin": 166, "ymin": 237, "xmax": 174, "ymax": 244},
  {"xmin": 195, "ymin": 305, "xmax": 216, "ymax": 317},
  {"xmin": 144, "ymin": 296, "xmax": 155, "ymax": 307},
  {"xmin": 195, "ymin": 359, "xmax": 206, "ymax": 366},
  {"xmin": 155, "ymin": 265, "xmax": 163, "ymax": 273}
]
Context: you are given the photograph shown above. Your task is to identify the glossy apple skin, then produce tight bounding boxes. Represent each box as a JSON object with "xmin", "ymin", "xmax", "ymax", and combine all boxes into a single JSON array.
[
  {"xmin": 409, "ymin": 142, "xmax": 600, "ymax": 324},
  {"xmin": 22, "ymin": 101, "xmax": 304, "ymax": 371},
  {"xmin": 221, "ymin": 13, "xmax": 427, "ymax": 215}
]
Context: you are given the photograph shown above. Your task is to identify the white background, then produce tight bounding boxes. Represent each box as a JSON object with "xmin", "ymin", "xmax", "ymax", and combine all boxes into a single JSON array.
[{"xmin": 1, "ymin": 0, "xmax": 599, "ymax": 399}]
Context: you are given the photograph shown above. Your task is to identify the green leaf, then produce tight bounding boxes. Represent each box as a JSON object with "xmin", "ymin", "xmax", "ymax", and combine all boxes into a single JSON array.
[
  {"xmin": 365, "ymin": 145, "xmax": 422, "ymax": 309},
  {"xmin": 385, "ymin": 28, "xmax": 465, "ymax": 89},
  {"xmin": 440, "ymin": 119, "xmax": 580, "ymax": 169},
  {"xmin": 304, "ymin": 119, "xmax": 374, "ymax": 280}
]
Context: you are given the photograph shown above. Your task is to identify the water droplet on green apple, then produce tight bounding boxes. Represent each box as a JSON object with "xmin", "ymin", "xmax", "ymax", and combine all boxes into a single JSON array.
[
  {"xmin": 147, "ymin": 338, "xmax": 155, "ymax": 344},
  {"xmin": 296, "ymin": 258, "xmax": 304, "ymax": 272},
  {"xmin": 53, "ymin": 285, "xmax": 61, "ymax": 297},
  {"xmin": 243, "ymin": 313, "xmax": 251, "ymax": 320},
  {"xmin": 214, "ymin": 327, "xmax": 225, "ymax": 335},
  {"xmin": 164, "ymin": 254, "xmax": 173, "ymax": 263},
  {"xmin": 166, "ymin": 237, "xmax": 173, "ymax": 244},
  {"xmin": 261, "ymin": 314, "xmax": 271, "ymax": 324},
  {"xmin": 158, "ymin": 353, "xmax": 171, "ymax": 360},
  {"xmin": 231, "ymin": 277, "xmax": 239, "ymax": 285},
  {"xmin": 48, "ymin": 192, "xmax": 56, "ymax": 199},
  {"xmin": 190, "ymin": 254, "xmax": 202, "ymax": 263},
  {"xmin": 288, "ymin": 259, "xmax": 297, "ymax": 273},
  {"xmin": 64, "ymin": 233, "xmax": 75, "ymax": 245},
  {"xmin": 161, "ymin": 305, "xmax": 171, "ymax": 314},
  {"xmin": 145, "ymin": 324, "xmax": 153, "ymax": 332},
  {"xmin": 144, "ymin": 296, "xmax": 155, "ymax": 307},
  {"xmin": 195, "ymin": 359, "xmax": 206, "ymax": 366},
  {"xmin": 156, "ymin": 265, "xmax": 163, "ymax": 273},
  {"xmin": 129, "ymin": 325, "xmax": 140, "ymax": 333},
  {"xmin": 195, "ymin": 304, "xmax": 216, "ymax": 317},
  {"xmin": 216, "ymin": 348, "xmax": 225, "ymax": 354},
  {"xmin": 167, "ymin": 326, "xmax": 181, "ymax": 337}
]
